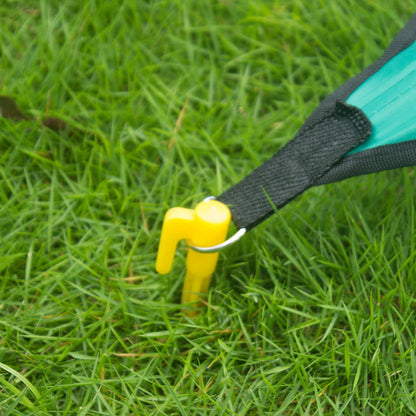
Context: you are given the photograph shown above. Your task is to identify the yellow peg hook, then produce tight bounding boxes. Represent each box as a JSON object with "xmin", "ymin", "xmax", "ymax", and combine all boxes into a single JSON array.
[{"xmin": 156, "ymin": 200, "xmax": 231, "ymax": 304}]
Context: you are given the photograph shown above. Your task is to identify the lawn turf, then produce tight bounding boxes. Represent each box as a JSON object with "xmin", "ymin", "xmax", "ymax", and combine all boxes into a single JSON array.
[{"xmin": 1, "ymin": 0, "xmax": 416, "ymax": 414}]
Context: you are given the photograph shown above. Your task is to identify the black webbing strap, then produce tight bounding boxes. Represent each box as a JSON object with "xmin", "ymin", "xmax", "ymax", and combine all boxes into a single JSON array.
[
  {"xmin": 316, "ymin": 138, "xmax": 416, "ymax": 185},
  {"xmin": 217, "ymin": 11, "xmax": 416, "ymax": 231},
  {"xmin": 218, "ymin": 102, "xmax": 372, "ymax": 230}
]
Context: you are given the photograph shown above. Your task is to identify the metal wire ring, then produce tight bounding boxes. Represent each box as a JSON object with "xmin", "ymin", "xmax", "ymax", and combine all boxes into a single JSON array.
[
  {"xmin": 189, "ymin": 228, "xmax": 246, "ymax": 254},
  {"xmin": 189, "ymin": 196, "xmax": 246, "ymax": 253}
]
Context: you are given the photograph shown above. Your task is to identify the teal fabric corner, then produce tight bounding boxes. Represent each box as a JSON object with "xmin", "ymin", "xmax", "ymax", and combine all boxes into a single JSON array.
[{"xmin": 346, "ymin": 39, "xmax": 416, "ymax": 154}]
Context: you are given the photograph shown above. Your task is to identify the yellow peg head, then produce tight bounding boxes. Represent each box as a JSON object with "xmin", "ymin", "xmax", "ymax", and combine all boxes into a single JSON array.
[
  {"xmin": 155, "ymin": 207, "xmax": 195, "ymax": 274},
  {"xmin": 156, "ymin": 199, "xmax": 231, "ymax": 304}
]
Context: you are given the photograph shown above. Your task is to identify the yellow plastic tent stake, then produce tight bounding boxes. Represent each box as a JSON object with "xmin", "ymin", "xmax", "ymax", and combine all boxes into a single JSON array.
[{"xmin": 156, "ymin": 200, "xmax": 231, "ymax": 305}]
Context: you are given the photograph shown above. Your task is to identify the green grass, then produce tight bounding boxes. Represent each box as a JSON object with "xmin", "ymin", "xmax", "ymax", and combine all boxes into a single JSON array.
[{"xmin": 0, "ymin": 0, "xmax": 416, "ymax": 414}]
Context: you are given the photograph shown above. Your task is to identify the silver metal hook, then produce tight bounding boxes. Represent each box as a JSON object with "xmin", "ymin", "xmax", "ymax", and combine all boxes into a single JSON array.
[
  {"xmin": 189, "ymin": 228, "xmax": 246, "ymax": 254},
  {"xmin": 188, "ymin": 196, "xmax": 246, "ymax": 253}
]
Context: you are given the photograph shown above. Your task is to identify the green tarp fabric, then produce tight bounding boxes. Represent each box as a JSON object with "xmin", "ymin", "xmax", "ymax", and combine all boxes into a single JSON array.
[{"xmin": 218, "ymin": 11, "xmax": 416, "ymax": 230}]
